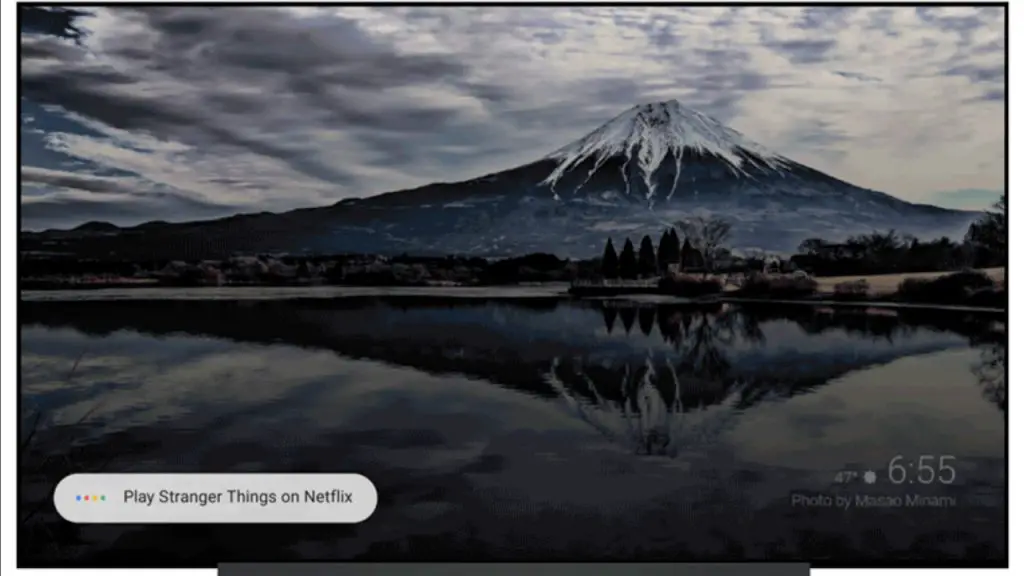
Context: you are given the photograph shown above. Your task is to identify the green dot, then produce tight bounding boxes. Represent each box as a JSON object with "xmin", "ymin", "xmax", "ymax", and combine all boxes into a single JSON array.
[{"xmin": 101, "ymin": 495, "xmax": 106, "ymax": 501}]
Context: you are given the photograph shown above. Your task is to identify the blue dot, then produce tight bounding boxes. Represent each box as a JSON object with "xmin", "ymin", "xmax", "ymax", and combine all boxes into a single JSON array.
[{"xmin": 76, "ymin": 495, "xmax": 82, "ymax": 501}]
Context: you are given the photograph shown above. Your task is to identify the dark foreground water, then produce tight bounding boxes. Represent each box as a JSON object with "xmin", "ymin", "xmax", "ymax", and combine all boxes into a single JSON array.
[{"xmin": 19, "ymin": 297, "xmax": 1006, "ymax": 567}]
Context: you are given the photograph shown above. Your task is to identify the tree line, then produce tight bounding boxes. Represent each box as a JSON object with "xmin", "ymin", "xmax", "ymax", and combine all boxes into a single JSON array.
[
  {"xmin": 597, "ymin": 193, "xmax": 1007, "ymax": 279},
  {"xmin": 601, "ymin": 228, "xmax": 685, "ymax": 279},
  {"xmin": 600, "ymin": 216, "xmax": 736, "ymax": 279},
  {"xmin": 793, "ymin": 193, "xmax": 1007, "ymax": 276}
]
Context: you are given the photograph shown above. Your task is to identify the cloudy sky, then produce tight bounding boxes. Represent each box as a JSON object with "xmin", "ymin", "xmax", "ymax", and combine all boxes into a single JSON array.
[{"xmin": 20, "ymin": 5, "xmax": 1005, "ymax": 230}]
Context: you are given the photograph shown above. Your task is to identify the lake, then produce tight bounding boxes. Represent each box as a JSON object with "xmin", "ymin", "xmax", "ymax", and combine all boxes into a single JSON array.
[{"xmin": 18, "ymin": 294, "xmax": 1007, "ymax": 567}]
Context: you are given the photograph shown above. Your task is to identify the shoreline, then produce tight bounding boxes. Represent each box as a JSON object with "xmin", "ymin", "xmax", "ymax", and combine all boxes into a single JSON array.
[
  {"xmin": 18, "ymin": 284, "xmax": 572, "ymax": 302},
  {"xmin": 719, "ymin": 297, "xmax": 1006, "ymax": 314},
  {"xmin": 18, "ymin": 284, "xmax": 1006, "ymax": 313}
]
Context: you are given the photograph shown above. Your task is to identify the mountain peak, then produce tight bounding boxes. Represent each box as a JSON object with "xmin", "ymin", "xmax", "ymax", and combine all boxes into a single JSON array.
[
  {"xmin": 541, "ymin": 100, "xmax": 789, "ymax": 200},
  {"xmin": 630, "ymin": 98, "xmax": 705, "ymax": 117}
]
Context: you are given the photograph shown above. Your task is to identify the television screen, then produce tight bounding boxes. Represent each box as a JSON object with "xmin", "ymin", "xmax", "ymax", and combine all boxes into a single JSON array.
[{"xmin": 16, "ymin": 4, "xmax": 1008, "ymax": 571}]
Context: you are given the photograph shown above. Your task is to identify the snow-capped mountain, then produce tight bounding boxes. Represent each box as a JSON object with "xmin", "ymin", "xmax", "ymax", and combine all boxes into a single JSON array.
[
  {"xmin": 22, "ymin": 100, "xmax": 980, "ymax": 260},
  {"xmin": 541, "ymin": 100, "xmax": 791, "ymax": 202}
]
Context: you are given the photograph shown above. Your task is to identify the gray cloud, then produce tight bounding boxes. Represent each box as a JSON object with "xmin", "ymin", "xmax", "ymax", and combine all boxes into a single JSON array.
[
  {"xmin": 944, "ymin": 63, "xmax": 1004, "ymax": 83},
  {"xmin": 20, "ymin": 6, "xmax": 89, "ymax": 41},
  {"xmin": 916, "ymin": 5, "xmax": 1004, "ymax": 53},
  {"xmin": 979, "ymin": 89, "xmax": 1005, "ymax": 102},
  {"xmin": 765, "ymin": 39, "xmax": 837, "ymax": 64},
  {"xmin": 793, "ymin": 6, "xmax": 855, "ymax": 30},
  {"xmin": 833, "ymin": 71, "xmax": 881, "ymax": 82},
  {"xmin": 20, "ymin": 7, "xmax": 498, "ymax": 191},
  {"xmin": 19, "ymin": 6, "xmax": 1006, "ymax": 228},
  {"xmin": 863, "ymin": 9, "xmax": 901, "ymax": 37},
  {"xmin": 20, "ymin": 166, "xmax": 233, "ymax": 229},
  {"xmin": 22, "ymin": 166, "xmax": 152, "ymax": 197},
  {"xmin": 915, "ymin": 6, "xmax": 986, "ymax": 33}
]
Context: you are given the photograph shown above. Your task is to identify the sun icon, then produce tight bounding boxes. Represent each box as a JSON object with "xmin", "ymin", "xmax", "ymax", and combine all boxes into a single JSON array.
[{"xmin": 863, "ymin": 470, "xmax": 877, "ymax": 484}]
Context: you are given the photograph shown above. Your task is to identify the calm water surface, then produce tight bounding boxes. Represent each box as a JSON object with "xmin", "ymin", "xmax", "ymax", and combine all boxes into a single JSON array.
[{"xmin": 19, "ymin": 296, "xmax": 1006, "ymax": 566}]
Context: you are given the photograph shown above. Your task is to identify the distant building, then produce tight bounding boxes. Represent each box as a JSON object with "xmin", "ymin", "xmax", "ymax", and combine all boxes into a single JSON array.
[
  {"xmin": 198, "ymin": 263, "xmax": 225, "ymax": 285},
  {"xmin": 265, "ymin": 259, "xmax": 297, "ymax": 278}
]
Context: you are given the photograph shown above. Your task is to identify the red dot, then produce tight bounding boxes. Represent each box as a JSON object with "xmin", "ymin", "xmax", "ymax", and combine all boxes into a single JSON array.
[{"xmin": 84, "ymin": 495, "xmax": 89, "ymax": 501}]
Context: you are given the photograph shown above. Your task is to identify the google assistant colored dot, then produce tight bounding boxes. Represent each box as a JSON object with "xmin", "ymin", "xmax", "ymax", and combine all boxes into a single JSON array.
[{"xmin": 76, "ymin": 495, "xmax": 81, "ymax": 501}]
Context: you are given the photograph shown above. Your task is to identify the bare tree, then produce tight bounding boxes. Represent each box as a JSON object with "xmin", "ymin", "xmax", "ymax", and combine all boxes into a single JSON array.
[
  {"xmin": 965, "ymin": 193, "xmax": 1007, "ymax": 267},
  {"xmin": 675, "ymin": 216, "xmax": 733, "ymax": 276}
]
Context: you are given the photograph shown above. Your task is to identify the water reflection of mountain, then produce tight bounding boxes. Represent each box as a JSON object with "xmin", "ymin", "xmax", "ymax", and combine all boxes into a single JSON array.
[
  {"xmin": 20, "ymin": 298, "xmax": 1003, "ymax": 416},
  {"xmin": 556, "ymin": 301, "xmax": 1006, "ymax": 455}
]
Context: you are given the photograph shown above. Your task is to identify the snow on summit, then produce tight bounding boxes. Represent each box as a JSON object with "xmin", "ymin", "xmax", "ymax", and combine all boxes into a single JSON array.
[{"xmin": 542, "ymin": 100, "xmax": 789, "ymax": 200}]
